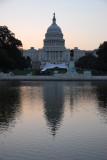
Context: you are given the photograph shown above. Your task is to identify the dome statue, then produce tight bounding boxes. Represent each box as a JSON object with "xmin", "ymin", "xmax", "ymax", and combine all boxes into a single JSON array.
[{"xmin": 47, "ymin": 13, "xmax": 62, "ymax": 33}]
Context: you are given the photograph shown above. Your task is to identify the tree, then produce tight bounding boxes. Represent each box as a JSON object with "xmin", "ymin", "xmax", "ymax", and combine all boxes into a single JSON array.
[
  {"xmin": 0, "ymin": 26, "xmax": 30, "ymax": 71},
  {"xmin": 70, "ymin": 49, "xmax": 74, "ymax": 60},
  {"xmin": 0, "ymin": 49, "xmax": 16, "ymax": 72},
  {"xmin": 25, "ymin": 56, "xmax": 32, "ymax": 69},
  {"xmin": 75, "ymin": 55, "xmax": 97, "ymax": 70},
  {"xmin": 96, "ymin": 41, "xmax": 107, "ymax": 71}
]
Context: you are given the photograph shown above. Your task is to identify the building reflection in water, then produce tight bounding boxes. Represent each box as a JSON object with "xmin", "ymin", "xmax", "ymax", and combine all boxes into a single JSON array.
[
  {"xmin": 0, "ymin": 81, "xmax": 107, "ymax": 137},
  {"xmin": 42, "ymin": 82, "xmax": 65, "ymax": 137},
  {"xmin": 0, "ymin": 81, "xmax": 21, "ymax": 133}
]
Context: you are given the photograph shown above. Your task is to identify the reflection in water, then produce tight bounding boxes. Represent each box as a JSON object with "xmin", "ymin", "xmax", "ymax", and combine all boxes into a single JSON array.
[
  {"xmin": 95, "ymin": 82, "xmax": 107, "ymax": 122},
  {"xmin": 0, "ymin": 81, "xmax": 107, "ymax": 135},
  {"xmin": 19, "ymin": 81, "xmax": 44, "ymax": 110},
  {"xmin": 63, "ymin": 81, "xmax": 97, "ymax": 112},
  {"xmin": 42, "ymin": 82, "xmax": 65, "ymax": 136},
  {"xmin": 0, "ymin": 81, "xmax": 21, "ymax": 133},
  {"xmin": 68, "ymin": 81, "xmax": 107, "ymax": 123},
  {"xmin": 0, "ymin": 81, "xmax": 107, "ymax": 160}
]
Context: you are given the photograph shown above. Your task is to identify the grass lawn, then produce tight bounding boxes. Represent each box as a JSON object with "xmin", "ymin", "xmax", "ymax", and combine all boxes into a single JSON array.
[
  {"xmin": 13, "ymin": 69, "xmax": 68, "ymax": 76},
  {"xmin": 13, "ymin": 69, "xmax": 35, "ymax": 75}
]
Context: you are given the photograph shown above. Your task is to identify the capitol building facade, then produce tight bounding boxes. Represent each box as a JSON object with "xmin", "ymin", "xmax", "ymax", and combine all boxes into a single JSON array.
[
  {"xmin": 23, "ymin": 13, "xmax": 70, "ymax": 70},
  {"xmin": 23, "ymin": 13, "xmax": 97, "ymax": 71}
]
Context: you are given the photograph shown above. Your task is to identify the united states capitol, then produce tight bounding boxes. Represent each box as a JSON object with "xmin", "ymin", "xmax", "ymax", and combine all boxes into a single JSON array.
[{"xmin": 23, "ymin": 13, "xmax": 97, "ymax": 73}]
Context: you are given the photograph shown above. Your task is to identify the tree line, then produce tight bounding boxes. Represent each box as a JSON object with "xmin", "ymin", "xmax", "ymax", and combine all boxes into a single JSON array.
[{"xmin": 0, "ymin": 26, "xmax": 31, "ymax": 72}]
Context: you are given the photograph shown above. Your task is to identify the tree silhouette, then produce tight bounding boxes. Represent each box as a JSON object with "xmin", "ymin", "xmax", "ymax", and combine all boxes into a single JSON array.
[
  {"xmin": 0, "ymin": 26, "xmax": 30, "ymax": 71},
  {"xmin": 75, "ymin": 55, "xmax": 97, "ymax": 70},
  {"xmin": 96, "ymin": 41, "xmax": 107, "ymax": 72}
]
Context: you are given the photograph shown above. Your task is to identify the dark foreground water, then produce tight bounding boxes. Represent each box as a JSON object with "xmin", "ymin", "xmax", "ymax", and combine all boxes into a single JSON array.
[{"xmin": 0, "ymin": 81, "xmax": 107, "ymax": 160}]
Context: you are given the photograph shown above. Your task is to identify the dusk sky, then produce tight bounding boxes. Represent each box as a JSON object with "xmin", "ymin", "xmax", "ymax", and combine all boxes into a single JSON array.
[{"xmin": 0, "ymin": 0, "xmax": 107, "ymax": 50}]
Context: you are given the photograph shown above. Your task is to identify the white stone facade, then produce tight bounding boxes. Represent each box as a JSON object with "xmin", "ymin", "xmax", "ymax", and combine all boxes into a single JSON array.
[
  {"xmin": 23, "ymin": 13, "xmax": 70, "ymax": 69},
  {"xmin": 23, "ymin": 14, "xmax": 97, "ymax": 69},
  {"xmin": 73, "ymin": 47, "xmax": 97, "ymax": 62},
  {"xmin": 23, "ymin": 47, "xmax": 38, "ymax": 61}
]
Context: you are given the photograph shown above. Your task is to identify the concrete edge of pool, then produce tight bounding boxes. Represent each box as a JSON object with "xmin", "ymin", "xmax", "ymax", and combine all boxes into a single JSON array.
[{"xmin": 0, "ymin": 75, "xmax": 107, "ymax": 81}]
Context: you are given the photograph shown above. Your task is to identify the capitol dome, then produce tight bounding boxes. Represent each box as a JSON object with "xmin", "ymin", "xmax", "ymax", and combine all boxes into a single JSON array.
[
  {"xmin": 47, "ymin": 13, "xmax": 62, "ymax": 33},
  {"xmin": 44, "ymin": 13, "xmax": 65, "ymax": 49}
]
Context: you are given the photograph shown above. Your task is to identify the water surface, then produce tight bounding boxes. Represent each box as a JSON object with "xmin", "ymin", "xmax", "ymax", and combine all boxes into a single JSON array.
[{"xmin": 0, "ymin": 81, "xmax": 107, "ymax": 160}]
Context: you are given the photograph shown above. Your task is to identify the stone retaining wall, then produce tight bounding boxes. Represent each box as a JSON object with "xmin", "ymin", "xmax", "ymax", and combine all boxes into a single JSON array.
[{"xmin": 0, "ymin": 75, "xmax": 107, "ymax": 81}]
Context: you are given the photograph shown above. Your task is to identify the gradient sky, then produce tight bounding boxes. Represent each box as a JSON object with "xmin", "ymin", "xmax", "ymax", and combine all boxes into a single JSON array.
[{"xmin": 0, "ymin": 0, "xmax": 107, "ymax": 50}]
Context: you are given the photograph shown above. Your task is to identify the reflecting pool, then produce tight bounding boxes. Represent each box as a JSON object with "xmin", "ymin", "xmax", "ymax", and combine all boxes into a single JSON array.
[{"xmin": 0, "ymin": 81, "xmax": 107, "ymax": 160}]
